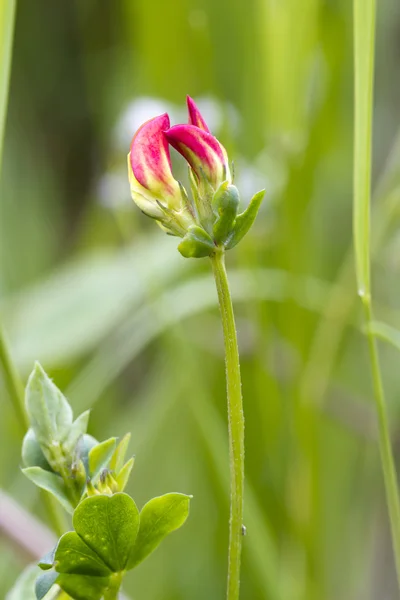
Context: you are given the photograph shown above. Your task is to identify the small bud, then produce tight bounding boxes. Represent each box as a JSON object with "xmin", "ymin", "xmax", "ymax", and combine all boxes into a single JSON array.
[
  {"xmin": 178, "ymin": 225, "xmax": 215, "ymax": 258},
  {"xmin": 71, "ymin": 459, "xmax": 87, "ymax": 496},
  {"xmin": 86, "ymin": 480, "xmax": 101, "ymax": 496},
  {"xmin": 212, "ymin": 182, "xmax": 240, "ymax": 245},
  {"xmin": 105, "ymin": 471, "xmax": 120, "ymax": 493}
]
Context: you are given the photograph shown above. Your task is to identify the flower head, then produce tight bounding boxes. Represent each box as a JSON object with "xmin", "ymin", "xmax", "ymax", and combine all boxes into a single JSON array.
[{"xmin": 127, "ymin": 97, "xmax": 264, "ymax": 257}]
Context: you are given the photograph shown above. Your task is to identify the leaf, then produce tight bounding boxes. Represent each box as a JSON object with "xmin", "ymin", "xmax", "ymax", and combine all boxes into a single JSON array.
[
  {"xmin": 56, "ymin": 574, "xmax": 108, "ymax": 600},
  {"xmin": 116, "ymin": 458, "xmax": 135, "ymax": 492},
  {"xmin": 368, "ymin": 321, "xmax": 400, "ymax": 350},
  {"xmin": 226, "ymin": 189, "xmax": 265, "ymax": 249},
  {"xmin": 110, "ymin": 433, "xmax": 131, "ymax": 473},
  {"xmin": 38, "ymin": 547, "xmax": 56, "ymax": 571},
  {"xmin": 73, "ymin": 493, "xmax": 140, "ymax": 572},
  {"xmin": 21, "ymin": 429, "xmax": 52, "ymax": 471},
  {"xmin": 78, "ymin": 434, "xmax": 98, "ymax": 474},
  {"xmin": 35, "ymin": 571, "xmax": 58, "ymax": 600},
  {"xmin": 353, "ymin": 0, "xmax": 376, "ymax": 297},
  {"xmin": 178, "ymin": 226, "xmax": 215, "ymax": 258},
  {"xmin": 22, "ymin": 467, "xmax": 73, "ymax": 514},
  {"xmin": 55, "ymin": 532, "xmax": 112, "ymax": 577},
  {"xmin": 88, "ymin": 438, "xmax": 116, "ymax": 480},
  {"xmin": 127, "ymin": 493, "xmax": 191, "ymax": 569},
  {"xmin": 63, "ymin": 410, "xmax": 91, "ymax": 454},
  {"xmin": 25, "ymin": 363, "xmax": 73, "ymax": 461}
]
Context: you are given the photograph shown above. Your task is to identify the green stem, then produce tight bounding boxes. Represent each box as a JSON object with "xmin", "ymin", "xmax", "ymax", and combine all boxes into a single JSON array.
[
  {"xmin": 353, "ymin": 0, "xmax": 400, "ymax": 586},
  {"xmin": 0, "ymin": 0, "xmax": 16, "ymax": 167},
  {"xmin": 363, "ymin": 297, "xmax": 400, "ymax": 583},
  {"xmin": 103, "ymin": 573, "xmax": 123, "ymax": 600},
  {"xmin": 0, "ymin": 326, "xmax": 28, "ymax": 429},
  {"xmin": 210, "ymin": 249, "xmax": 244, "ymax": 600}
]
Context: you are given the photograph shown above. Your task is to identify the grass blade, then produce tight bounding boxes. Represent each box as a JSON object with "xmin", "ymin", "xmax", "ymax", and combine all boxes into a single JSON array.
[{"xmin": 353, "ymin": 0, "xmax": 376, "ymax": 297}]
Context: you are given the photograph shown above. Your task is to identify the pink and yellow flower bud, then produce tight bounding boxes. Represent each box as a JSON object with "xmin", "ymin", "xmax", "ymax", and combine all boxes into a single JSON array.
[
  {"xmin": 165, "ymin": 97, "xmax": 231, "ymax": 194},
  {"xmin": 128, "ymin": 113, "xmax": 194, "ymax": 235},
  {"xmin": 127, "ymin": 96, "xmax": 264, "ymax": 258},
  {"xmin": 186, "ymin": 95, "xmax": 210, "ymax": 132}
]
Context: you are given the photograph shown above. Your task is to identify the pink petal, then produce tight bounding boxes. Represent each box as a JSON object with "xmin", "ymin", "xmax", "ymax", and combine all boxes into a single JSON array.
[
  {"xmin": 130, "ymin": 113, "xmax": 180, "ymax": 203},
  {"xmin": 165, "ymin": 124, "xmax": 230, "ymax": 188},
  {"xmin": 187, "ymin": 96, "xmax": 210, "ymax": 132}
]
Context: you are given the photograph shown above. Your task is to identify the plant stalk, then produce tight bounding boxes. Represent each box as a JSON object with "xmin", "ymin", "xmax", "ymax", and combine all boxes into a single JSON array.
[
  {"xmin": 363, "ymin": 298, "xmax": 400, "ymax": 583},
  {"xmin": 353, "ymin": 0, "xmax": 400, "ymax": 585},
  {"xmin": 210, "ymin": 249, "xmax": 244, "ymax": 600},
  {"xmin": 0, "ymin": 326, "xmax": 28, "ymax": 429}
]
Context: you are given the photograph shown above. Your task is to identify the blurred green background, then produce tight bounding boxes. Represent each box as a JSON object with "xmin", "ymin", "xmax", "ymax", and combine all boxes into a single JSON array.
[{"xmin": 2, "ymin": 0, "xmax": 400, "ymax": 598}]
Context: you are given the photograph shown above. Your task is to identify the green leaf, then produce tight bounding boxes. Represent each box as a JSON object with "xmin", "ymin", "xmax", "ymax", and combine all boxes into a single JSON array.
[
  {"xmin": 38, "ymin": 547, "xmax": 56, "ymax": 571},
  {"xmin": 22, "ymin": 467, "xmax": 73, "ymax": 514},
  {"xmin": 21, "ymin": 429, "xmax": 51, "ymax": 471},
  {"xmin": 368, "ymin": 321, "xmax": 400, "ymax": 350},
  {"xmin": 226, "ymin": 189, "xmax": 265, "ymax": 249},
  {"xmin": 56, "ymin": 574, "xmax": 108, "ymax": 600},
  {"xmin": 35, "ymin": 571, "xmax": 58, "ymax": 600},
  {"xmin": 73, "ymin": 493, "xmax": 140, "ymax": 572},
  {"xmin": 110, "ymin": 433, "xmax": 131, "ymax": 473},
  {"xmin": 127, "ymin": 493, "xmax": 191, "ymax": 569},
  {"xmin": 353, "ymin": 0, "xmax": 376, "ymax": 297},
  {"xmin": 63, "ymin": 410, "xmax": 90, "ymax": 454},
  {"xmin": 79, "ymin": 434, "xmax": 98, "ymax": 474},
  {"xmin": 115, "ymin": 458, "xmax": 135, "ymax": 492},
  {"xmin": 55, "ymin": 532, "xmax": 112, "ymax": 577},
  {"xmin": 25, "ymin": 363, "xmax": 73, "ymax": 462},
  {"xmin": 88, "ymin": 438, "xmax": 116, "ymax": 480},
  {"xmin": 178, "ymin": 226, "xmax": 215, "ymax": 258}
]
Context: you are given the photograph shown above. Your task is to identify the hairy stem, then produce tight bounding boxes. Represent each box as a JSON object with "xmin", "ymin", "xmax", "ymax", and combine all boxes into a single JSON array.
[{"xmin": 210, "ymin": 249, "xmax": 244, "ymax": 600}]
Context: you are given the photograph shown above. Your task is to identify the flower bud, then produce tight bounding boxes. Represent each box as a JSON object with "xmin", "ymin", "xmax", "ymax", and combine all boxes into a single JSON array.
[
  {"xmin": 127, "ymin": 96, "xmax": 264, "ymax": 257},
  {"xmin": 212, "ymin": 182, "xmax": 240, "ymax": 245},
  {"xmin": 128, "ymin": 113, "xmax": 195, "ymax": 236}
]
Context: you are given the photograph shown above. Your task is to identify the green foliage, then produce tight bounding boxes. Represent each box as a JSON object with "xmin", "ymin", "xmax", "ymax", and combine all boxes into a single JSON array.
[
  {"xmin": 212, "ymin": 183, "xmax": 240, "ymax": 245},
  {"xmin": 127, "ymin": 493, "xmax": 192, "ymax": 569},
  {"xmin": 6, "ymin": 566, "xmax": 58, "ymax": 600},
  {"xmin": 178, "ymin": 225, "xmax": 215, "ymax": 258},
  {"xmin": 37, "ymin": 493, "xmax": 190, "ymax": 599},
  {"xmin": 22, "ymin": 467, "xmax": 74, "ymax": 514},
  {"xmin": 225, "ymin": 190, "xmax": 265, "ymax": 250},
  {"xmin": 21, "ymin": 364, "xmax": 135, "ymax": 511},
  {"xmin": 25, "ymin": 362, "xmax": 74, "ymax": 466},
  {"xmin": 18, "ymin": 364, "xmax": 192, "ymax": 600},
  {"xmin": 4, "ymin": 1, "xmax": 400, "ymax": 599},
  {"xmin": 177, "ymin": 183, "xmax": 263, "ymax": 258},
  {"xmin": 88, "ymin": 438, "xmax": 117, "ymax": 481}
]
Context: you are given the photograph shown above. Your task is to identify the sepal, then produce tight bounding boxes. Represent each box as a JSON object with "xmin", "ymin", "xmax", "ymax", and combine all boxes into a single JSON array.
[
  {"xmin": 226, "ymin": 189, "xmax": 265, "ymax": 249},
  {"xmin": 212, "ymin": 182, "xmax": 240, "ymax": 245},
  {"xmin": 178, "ymin": 225, "xmax": 215, "ymax": 258}
]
